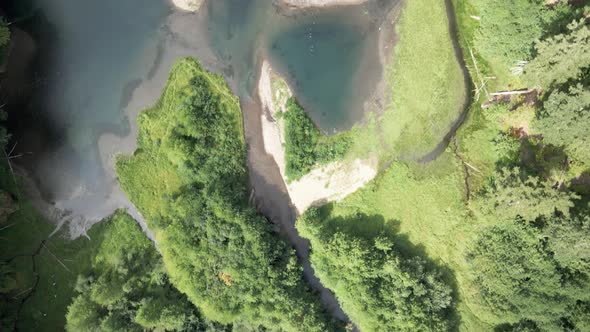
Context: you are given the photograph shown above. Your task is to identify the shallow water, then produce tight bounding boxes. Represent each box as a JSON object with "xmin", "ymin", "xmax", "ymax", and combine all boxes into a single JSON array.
[
  {"xmin": 15, "ymin": 0, "xmax": 170, "ymax": 211},
  {"xmin": 7, "ymin": 0, "xmax": 393, "ymax": 226}
]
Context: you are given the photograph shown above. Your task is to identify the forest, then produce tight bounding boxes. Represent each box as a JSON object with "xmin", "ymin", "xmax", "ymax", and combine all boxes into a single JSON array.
[
  {"xmin": 0, "ymin": 0, "xmax": 589, "ymax": 331},
  {"xmin": 293, "ymin": 0, "xmax": 590, "ymax": 331},
  {"xmin": 115, "ymin": 58, "xmax": 334, "ymax": 331}
]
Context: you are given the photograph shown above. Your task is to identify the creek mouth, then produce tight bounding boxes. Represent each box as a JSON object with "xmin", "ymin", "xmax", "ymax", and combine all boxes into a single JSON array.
[{"xmin": 1, "ymin": 0, "xmax": 399, "ymax": 325}]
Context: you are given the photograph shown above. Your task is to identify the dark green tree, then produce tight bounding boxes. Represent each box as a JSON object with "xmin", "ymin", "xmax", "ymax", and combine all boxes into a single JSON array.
[
  {"xmin": 534, "ymin": 84, "xmax": 590, "ymax": 163},
  {"xmin": 472, "ymin": 0, "xmax": 567, "ymax": 66},
  {"xmin": 298, "ymin": 209, "xmax": 455, "ymax": 332},
  {"xmin": 526, "ymin": 18, "xmax": 590, "ymax": 89},
  {"xmin": 478, "ymin": 168, "xmax": 578, "ymax": 222},
  {"xmin": 66, "ymin": 213, "xmax": 217, "ymax": 332},
  {"xmin": 468, "ymin": 222, "xmax": 566, "ymax": 328}
]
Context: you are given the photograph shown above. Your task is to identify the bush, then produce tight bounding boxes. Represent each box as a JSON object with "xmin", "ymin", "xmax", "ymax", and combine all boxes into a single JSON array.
[{"xmin": 283, "ymin": 98, "xmax": 351, "ymax": 180}]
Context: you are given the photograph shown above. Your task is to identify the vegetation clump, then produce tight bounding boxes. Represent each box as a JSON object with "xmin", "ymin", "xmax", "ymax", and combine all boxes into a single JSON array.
[
  {"xmin": 472, "ymin": 0, "xmax": 570, "ymax": 68},
  {"xmin": 0, "ymin": 19, "xmax": 9, "ymax": 64},
  {"xmin": 298, "ymin": 208, "xmax": 456, "ymax": 332},
  {"xmin": 117, "ymin": 58, "xmax": 332, "ymax": 331},
  {"xmin": 282, "ymin": 98, "xmax": 352, "ymax": 180}
]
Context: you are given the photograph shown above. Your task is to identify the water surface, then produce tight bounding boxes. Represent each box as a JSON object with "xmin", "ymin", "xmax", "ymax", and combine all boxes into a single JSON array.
[
  {"xmin": 207, "ymin": 0, "xmax": 388, "ymax": 131},
  {"xmin": 8, "ymin": 0, "xmax": 394, "ymax": 227}
]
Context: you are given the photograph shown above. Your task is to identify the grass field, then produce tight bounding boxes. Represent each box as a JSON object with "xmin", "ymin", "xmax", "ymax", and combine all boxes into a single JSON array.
[
  {"xmin": 378, "ymin": 0, "xmax": 467, "ymax": 160},
  {"xmin": 280, "ymin": 0, "xmax": 468, "ymax": 171},
  {"xmin": 0, "ymin": 198, "xmax": 131, "ymax": 331}
]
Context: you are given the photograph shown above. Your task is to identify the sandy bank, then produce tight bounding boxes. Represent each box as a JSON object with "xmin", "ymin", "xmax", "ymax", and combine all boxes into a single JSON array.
[
  {"xmin": 280, "ymin": 0, "xmax": 367, "ymax": 8},
  {"xmin": 259, "ymin": 60, "xmax": 378, "ymax": 214},
  {"xmin": 170, "ymin": 0, "xmax": 203, "ymax": 12}
]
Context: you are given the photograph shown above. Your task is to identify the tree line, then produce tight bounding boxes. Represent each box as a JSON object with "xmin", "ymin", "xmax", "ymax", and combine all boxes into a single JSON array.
[{"xmin": 466, "ymin": 1, "xmax": 590, "ymax": 330}]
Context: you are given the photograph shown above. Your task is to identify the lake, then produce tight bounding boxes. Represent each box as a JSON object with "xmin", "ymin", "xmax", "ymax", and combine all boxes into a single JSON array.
[{"xmin": 7, "ymin": 0, "xmax": 394, "ymax": 225}]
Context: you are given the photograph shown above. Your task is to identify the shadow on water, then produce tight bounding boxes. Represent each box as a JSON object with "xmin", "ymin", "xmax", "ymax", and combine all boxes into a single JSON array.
[{"xmin": 314, "ymin": 203, "xmax": 463, "ymax": 331}]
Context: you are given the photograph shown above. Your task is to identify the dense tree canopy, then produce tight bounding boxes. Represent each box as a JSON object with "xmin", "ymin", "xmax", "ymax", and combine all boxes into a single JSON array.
[
  {"xmin": 465, "ymin": 5, "xmax": 590, "ymax": 330},
  {"xmin": 535, "ymin": 84, "xmax": 590, "ymax": 163},
  {"xmin": 526, "ymin": 18, "xmax": 590, "ymax": 89},
  {"xmin": 472, "ymin": 0, "xmax": 567, "ymax": 66},
  {"xmin": 478, "ymin": 168, "xmax": 578, "ymax": 223},
  {"xmin": 117, "ymin": 58, "xmax": 332, "ymax": 331},
  {"xmin": 66, "ymin": 213, "xmax": 220, "ymax": 332},
  {"xmin": 297, "ymin": 209, "xmax": 455, "ymax": 332},
  {"xmin": 468, "ymin": 218, "xmax": 590, "ymax": 330}
]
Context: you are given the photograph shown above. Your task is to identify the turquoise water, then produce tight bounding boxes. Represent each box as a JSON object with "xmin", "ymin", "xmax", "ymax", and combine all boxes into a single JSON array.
[
  {"xmin": 206, "ymin": 0, "xmax": 385, "ymax": 132},
  {"xmin": 267, "ymin": 16, "xmax": 379, "ymax": 131}
]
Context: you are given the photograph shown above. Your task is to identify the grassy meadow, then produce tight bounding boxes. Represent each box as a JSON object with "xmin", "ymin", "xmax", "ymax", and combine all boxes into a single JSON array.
[{"xmin": 297, "ymin": 0, "xmax": 590, "ymax": 330}]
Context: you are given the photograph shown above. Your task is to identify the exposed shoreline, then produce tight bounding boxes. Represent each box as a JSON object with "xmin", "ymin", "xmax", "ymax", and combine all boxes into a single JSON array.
[
  {"xmin": 78, "ymin": 9, "xmax": 218, "ymax": 238},
  {"xmin": 258, "ymin": 60, "xmax": 379, "ymax": 214}
]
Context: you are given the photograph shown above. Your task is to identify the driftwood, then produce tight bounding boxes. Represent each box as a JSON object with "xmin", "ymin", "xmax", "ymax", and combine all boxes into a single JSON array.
[
  {"xmin": 469, "ymin": 48, "xmax": 490, "ymax": 100},
  {"xmin": 490, "ymin": 89, "xmax": 535, "ymax": 96},
  {"xmin": 482, "ymin": 89, "xmax": 539, "ymax": 109}
]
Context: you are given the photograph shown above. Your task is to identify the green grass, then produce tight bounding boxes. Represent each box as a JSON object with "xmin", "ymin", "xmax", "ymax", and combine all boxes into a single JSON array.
[
  {"xmin": 294, "ymin": 0, "xmax": 537, "ymax": 330},
  {"xmin": 379, "ymin": 0, "xmax": 467, "ymax": 159},
  {"xmin": 16, "ymin": 214, "xmax": 119, "ymax": 331}
]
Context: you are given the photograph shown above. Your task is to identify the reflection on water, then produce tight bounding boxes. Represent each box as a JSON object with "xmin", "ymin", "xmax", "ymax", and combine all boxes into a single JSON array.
[
  {"xmin": 7, "ymin": 0, "xmax": 394, "ymax": 229},
  {"xmin": 26, "ymin": 0, "xmax": 170, "ymax": 213}
]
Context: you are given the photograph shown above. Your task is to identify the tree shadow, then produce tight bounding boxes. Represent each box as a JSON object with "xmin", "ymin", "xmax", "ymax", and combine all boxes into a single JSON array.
[
  {"xmin": 315, "ymin": 203, "xmax": 462, "ymax": 331},
  {"xmin": 517, "ymin": 139, "xmax": 569, "ymax": 181}
]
